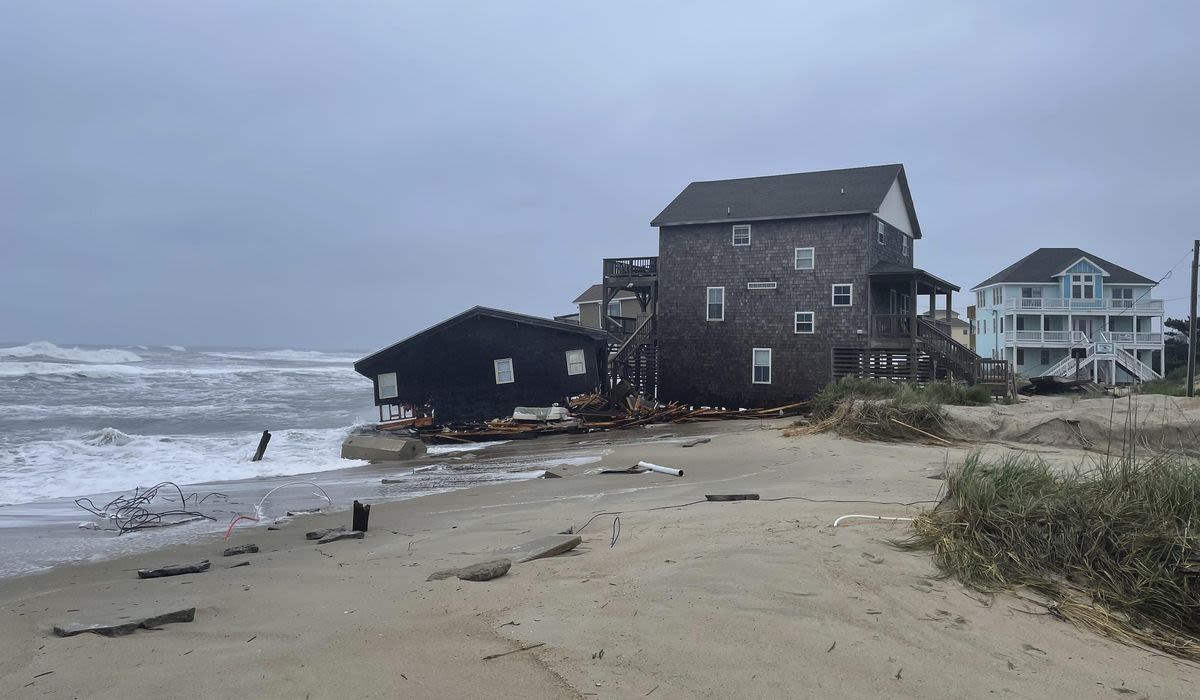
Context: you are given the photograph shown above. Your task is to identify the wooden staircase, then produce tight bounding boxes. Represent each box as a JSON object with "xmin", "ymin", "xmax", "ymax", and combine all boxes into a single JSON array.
[
  {"xmin": 833, "ymin": 318, "xmax": 1013, "ymax": 398},
  {"xmin": 608, "ymin": 313, "xmax": 658, "ymax": 397}
]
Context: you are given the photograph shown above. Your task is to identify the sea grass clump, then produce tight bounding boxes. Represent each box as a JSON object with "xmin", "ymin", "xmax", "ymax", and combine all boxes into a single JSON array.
[{"xmin": 901, "ymin": 452, "xmax": 1200, "ymax": 660}]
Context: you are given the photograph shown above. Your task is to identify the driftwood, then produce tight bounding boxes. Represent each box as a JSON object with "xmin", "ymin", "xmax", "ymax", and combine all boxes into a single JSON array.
[
  {"xmin": 482, "ymin": 642, "xmax": 545, "ymax": 661},
  {"xmin": 54, "ymin": 608, "xmax": 196, "ymax": 637},
  {"xmin": 137, "ymin": 560, "xmax": 210, "ymax": 579},
  {"xmin": 251, "ymin": 430, "xmax": 271, "ymax": 462}
]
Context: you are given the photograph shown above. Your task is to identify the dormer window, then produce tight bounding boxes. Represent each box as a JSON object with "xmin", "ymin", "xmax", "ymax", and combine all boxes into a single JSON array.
[
  {"xmin": 732, "ymin": 225, "xmax": 751, "ymax": 246},
  {"xmin": 1070, "ymin": 274, "xmax": 1095, "ymax": 299}
]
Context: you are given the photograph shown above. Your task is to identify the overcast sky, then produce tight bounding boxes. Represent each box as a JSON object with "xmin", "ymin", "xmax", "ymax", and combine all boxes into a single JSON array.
[{"xmin": 3, "ymin": 1, "xmax": 1198, "ymax": 350}]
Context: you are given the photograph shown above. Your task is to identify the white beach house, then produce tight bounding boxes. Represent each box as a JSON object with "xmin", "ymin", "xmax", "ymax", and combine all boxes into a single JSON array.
[{"xmin": 971, "ymin": 248, "xmax": 1164, "ymax": 384}]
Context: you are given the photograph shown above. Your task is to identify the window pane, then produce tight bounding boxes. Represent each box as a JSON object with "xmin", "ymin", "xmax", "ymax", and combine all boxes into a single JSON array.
[{"xmin": 708, "ymin": 288, "xmax": 721, "ymax": 303}]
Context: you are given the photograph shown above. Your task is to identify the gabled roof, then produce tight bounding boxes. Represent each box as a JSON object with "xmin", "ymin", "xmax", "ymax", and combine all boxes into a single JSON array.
[
  {"xmin": 572, "ymin": 284, "xmax": 638, "ymax": 304},
  {"xmin": 650, "ymin": 164, "xmax": 922, "ymax": 238},
  {"xmin": 972, "ymin": 248, "xmax": 1156, "ymax": 290},
  {"xmin": 354, "ymin": 306, "xmax": 606, "ymax": 374}
]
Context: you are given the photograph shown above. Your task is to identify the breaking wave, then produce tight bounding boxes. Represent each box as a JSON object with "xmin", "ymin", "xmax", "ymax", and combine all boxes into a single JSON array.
[
  {"xmin": 204, "ymin": 349, "xmax": 358, "ymax": 363},
  {"xmin": 166, "ymin": 345, "xmax": 187, "ymax": 352},
  {"xmin": 0, "ymin": 425, "xmax": 367, "ymax": 505},
  {"xmin": 81, "ymin": 427, "xmax": 133, "ymax": 447},
  {"xmin": 0, "ymin": 341, "xmax": 143, "ymax": 364},
  {"xmin": 0, "ymin": 361, "xmax": 357, "ymax": 379}
]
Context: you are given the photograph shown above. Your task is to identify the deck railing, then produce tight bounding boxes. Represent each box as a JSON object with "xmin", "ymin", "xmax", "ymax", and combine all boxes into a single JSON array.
[
  {"xmin": 1003, "ymin": 298, "xmax": 1163, "ymax": 313},
  {"xmin": 603, "ymin": 257, "xmax": 658, "ymax": 278}
]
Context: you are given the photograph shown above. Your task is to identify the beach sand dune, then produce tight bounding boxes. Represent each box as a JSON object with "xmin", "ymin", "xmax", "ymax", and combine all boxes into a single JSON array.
[{"xmin": 1, "ymin": 420, "xmax": 1196, "ymax": 698}]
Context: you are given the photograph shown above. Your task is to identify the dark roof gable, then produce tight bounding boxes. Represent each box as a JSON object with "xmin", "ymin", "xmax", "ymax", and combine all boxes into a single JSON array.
[
  {"xmin": 972, "ymin": 248, "xmax": 1157, "ymax": 289},
  {"xmin": 650, "ymin": 164, "xmax": 921, "ymax": 238},
  {"xmin": 572, "ymin": 284, "xmax": 638, "ymax": 304},
  {"xmin": 354, "ymin": 306, "xmax": 606, "ymax": 375}
]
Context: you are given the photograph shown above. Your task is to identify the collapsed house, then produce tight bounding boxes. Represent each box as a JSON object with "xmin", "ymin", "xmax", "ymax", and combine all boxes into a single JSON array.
[{"xmin": 354, "ymin": 307, "xmax": 608, "ymax": 425}]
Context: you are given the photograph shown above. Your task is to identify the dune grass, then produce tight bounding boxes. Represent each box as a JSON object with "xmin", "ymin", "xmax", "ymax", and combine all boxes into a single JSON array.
[
  {"xmin": 900, "ymin": 452, "xmax": 1200, "ymax": 660},
  {"xmin": 809, "ymin": 377, "xmax": 992, "ymax": 419}
]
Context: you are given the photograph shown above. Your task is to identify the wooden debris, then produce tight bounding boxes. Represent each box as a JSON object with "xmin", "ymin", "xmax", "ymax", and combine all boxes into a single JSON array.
[
  {"xmin": 54, "ymin": 607, "xmax": 195, "ymax": 637},
  {"xmin": 428, "ymin": 558, "xmax": 512, "ymax": 582},
  {"xmin": 306, "ymin": 526, "xmax": 345, "ymax": 540},
  {"xmin": 482, "ymin": 642, "xmax": 545, "ymax": 661},
  {"xmin": 705, "ymin": 494, "xmax": 760, "ymax": 501},
  {"xmin": 137, "ymin": 561, "xmax": 210, "ymax": 579},
  {"xmin": 317, "ymin": 530, "xmax": 364, "ymax": 544},
  {"xmin": 222, "ymin": 544, "xmax": 259, "ymax": 556}
]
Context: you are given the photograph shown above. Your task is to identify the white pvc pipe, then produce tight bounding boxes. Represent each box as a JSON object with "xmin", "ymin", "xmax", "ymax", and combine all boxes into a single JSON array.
[
  {"xmin": 638, "ymin": 461, "xmax": 684, "ymax": 477},
  {"xmin": 832, "ymin": 514, "xmax": 914, "ymax": 527}
]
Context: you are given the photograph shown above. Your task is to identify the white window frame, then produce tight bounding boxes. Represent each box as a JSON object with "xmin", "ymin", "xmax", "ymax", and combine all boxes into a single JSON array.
[
  {"xmin": 377, "ymin": 372, "xmax": 398, "ymax": 400},
  {"xmin": 607, "ymin": 299, "xmax": 622, "ymax": 318},
  {"xmin": 993, "ymin": 287, "xmax": 1002, "ymax": 304},
  {"xmin": 752, "ymin": 347, "xmax": 772, "ymax": 384},
  {"xmin": 493, "ymin": 358, "xmax": 515, "ymax": 385},
  {"xmin": 794, "ymin": 311, "xmax": 814, "ymax": 334},
  {"xmin": 901, "ymin": 235, "xmax": 909, "ymax": 256},
  {"xmin": 747, "ymin": 281, "xmax": 777, "ymax": 290},
  {"xmin": 831, "ymin": 283, "xmax": 853, "ymax": 307},
  {"xmin": 900, "ymin": 294, "xmax": 910, "ymax": 314},
  {"xmin": 732, "ymin": 224, "xmax": 751, "ymax": 246},
  {"xmin": 794, "ymin": 247, "xmax": 814, "ymax": 270},
  {"xmin": 876, "ymin": 221, "xmax": 886, "ymax": 245},
  {"xmin": 706, "ymin": 286, "xmax": 725, "ymax": 321},
  {"xmin": 1071, "ymin": 274, "xmax": 1095, "ymax": 299},
  {"xmin": 565, "ymin": 349, "xmax": 586, "ymax": 376}
]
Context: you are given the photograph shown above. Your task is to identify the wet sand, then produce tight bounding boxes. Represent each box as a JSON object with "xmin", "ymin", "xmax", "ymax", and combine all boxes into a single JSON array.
[{"xmin": 1, "ymin": 419, "xmax": 1196, "ymax": 698}]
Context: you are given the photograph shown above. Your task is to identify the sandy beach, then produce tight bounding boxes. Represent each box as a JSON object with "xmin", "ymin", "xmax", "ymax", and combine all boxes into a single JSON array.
[{"xmin": 2, "ymin": 414, "xmax": 1198, "ymax": 699}]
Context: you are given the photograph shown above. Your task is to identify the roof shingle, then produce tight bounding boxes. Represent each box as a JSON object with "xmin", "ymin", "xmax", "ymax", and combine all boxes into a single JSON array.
[
  {"xmin": 972, "ymin": 248, "xmax": 1156, "ymax": 289},
  {"xmin": 650, "ymin": 164, "xmax": 919, "ymax": 237}
]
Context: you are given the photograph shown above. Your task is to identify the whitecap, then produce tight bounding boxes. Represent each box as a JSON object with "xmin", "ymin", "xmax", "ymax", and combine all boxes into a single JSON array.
[
  {"xmin": 81, "ymin": 427, "xmax": 133, "ymax": 447},
  {"xmin": 204, "ymin": 349, "xmax": 359, "ymax": 363},
  {"xmin": 166, "ymin": 345, "xmax": 187, "ymax": 352},
  {"xmin": 0, "ymin": 341, "xmax": 143, "ymax": 364}
]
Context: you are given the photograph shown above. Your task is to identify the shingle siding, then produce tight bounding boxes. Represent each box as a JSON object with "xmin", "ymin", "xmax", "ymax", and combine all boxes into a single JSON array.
[{"xmin": 658, "ymin": 215, "xmax": 874, "ymax": 406}]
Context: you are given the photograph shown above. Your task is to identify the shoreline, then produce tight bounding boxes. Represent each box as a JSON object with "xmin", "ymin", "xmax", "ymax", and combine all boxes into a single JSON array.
[
  {"xmin": 2, "ymin": 418, "xmax": 1196, "ymax": 698},
  {"xmin": 0, "ymin": 423, "xmax": 697, "ymax": 581}
]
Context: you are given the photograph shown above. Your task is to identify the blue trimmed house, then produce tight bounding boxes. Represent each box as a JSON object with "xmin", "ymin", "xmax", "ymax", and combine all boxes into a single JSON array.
[{"xmin": 971, "ymin": 249, "xmax": 1165, "ymax": 384}]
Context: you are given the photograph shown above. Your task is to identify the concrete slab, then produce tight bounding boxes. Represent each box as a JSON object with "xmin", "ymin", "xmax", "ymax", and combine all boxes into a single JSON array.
[{"xmin": 340, "ymin": 434, "xmax": 427, "ymax": 461}]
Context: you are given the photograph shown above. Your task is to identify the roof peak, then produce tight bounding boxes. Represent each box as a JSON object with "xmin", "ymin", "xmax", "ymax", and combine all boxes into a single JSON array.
[{"xmin": 686, "ymin": 163, "xmax": 902, "ymax": 186}]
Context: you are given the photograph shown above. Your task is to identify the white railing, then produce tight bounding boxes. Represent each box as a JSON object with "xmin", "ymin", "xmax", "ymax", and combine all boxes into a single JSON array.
[
  {"xmin": 1003, "ymin": 330, "xmax": 1088, "ymax": 345},
  {"xmin": 1003, "ymin": 298, "xmax": 1164, "ymax": 313},
  {"xmin": 1116, "ymin": 347, "xmax": 1160, "ymax": 381},
  {"xmin": 1136, "ymin": 332, "xmax": 1163, "ymax": 344}
]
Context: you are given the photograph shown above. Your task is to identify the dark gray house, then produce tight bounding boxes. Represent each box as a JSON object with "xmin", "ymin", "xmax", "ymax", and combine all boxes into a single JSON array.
[
  {"xmin": 602, "ymin": 164, "xmax": 1007, "ymax": 406},
  {"xmin": 354, "ymin": 307, "xmax": 608, "ymax": 424}
]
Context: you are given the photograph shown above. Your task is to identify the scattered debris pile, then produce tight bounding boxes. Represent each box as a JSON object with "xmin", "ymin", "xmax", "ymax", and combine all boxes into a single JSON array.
[
  {"xmin": 412, "ymin": 391, "xmax": 805, "ymax": 444},
  {"xmin": 75, "ymin": 481, "xmax": 227, "ymax": 534},
  {"xmin": 900, "ymin": 453, "xmax": 1200, "ymax": 661}
]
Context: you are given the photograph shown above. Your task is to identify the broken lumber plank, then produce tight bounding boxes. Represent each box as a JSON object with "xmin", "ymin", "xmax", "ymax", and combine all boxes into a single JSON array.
[
  {"xmin": 137, "ymin": 561, "xmax": 210, "ymax": 579},
  {"xmin": 54, "ymin": 608, "xmax": 196, "ymax": 638}
]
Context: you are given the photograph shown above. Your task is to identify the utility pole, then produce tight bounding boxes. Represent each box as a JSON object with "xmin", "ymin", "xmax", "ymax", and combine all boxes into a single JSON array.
[{"xmin": 1189, "ymin": 240, "xmax": 1199, "ymax": 397}]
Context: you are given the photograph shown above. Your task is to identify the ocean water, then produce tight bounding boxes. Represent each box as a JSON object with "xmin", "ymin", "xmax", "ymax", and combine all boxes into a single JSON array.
[{"xmin": 0, "ymin": 341, "xmax": 379, "ymax": 506}]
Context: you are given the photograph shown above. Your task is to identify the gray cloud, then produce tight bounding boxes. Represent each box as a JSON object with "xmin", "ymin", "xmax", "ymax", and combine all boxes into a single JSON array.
[{"xmin": 3, "ymin": 1, "xmax": 1197, "ymax": 348}]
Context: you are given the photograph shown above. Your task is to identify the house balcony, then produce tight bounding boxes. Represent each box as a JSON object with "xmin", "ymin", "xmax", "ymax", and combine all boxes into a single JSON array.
[
  {"xmin": 1001, "ymin": 298, "xmax": 1164, "ymax": 313},
  {"xmin": 1002, "ymin": 330, "xmax": 1163, "ymax": 345}
]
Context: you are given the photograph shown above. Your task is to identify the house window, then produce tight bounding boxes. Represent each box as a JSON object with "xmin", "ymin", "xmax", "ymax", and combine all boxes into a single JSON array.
[
  {"xmin": 832, "ymin": 283, "xmax": 853, "ymax": 306},
  {"xmin": 732, "ymin": 225, "xmax": 751, "ymax": 246},
  {"xmin": 1071, "ymin": 274, "xmax": 1095, "ymax": 299},
  {"xmin": 494, "ymin": 358, "xmax": 515, "ymax": 384},
  {"xmin": 565, "ymin": 349, "xmax": 586, "ymax": 376},
  {"xmin": 993, "ymin": 287, "xmax": 1003, "ymax": 304},
  {"xmin": 752, "ymin": 348, "xmax": 772, "ymax": 384},
  {"xmin": 607, "ymin": 299, "xmax": 622, "ymax": 318},
  {"xmin": 1112, "ymin": 287, "xmax": 1133, "ymax": 308},
  {"xmin": 889, "ymin": 289, "xmax": 898, "ymax": 313},
  {"xmin": 981, "ymin": 319, "xmax": 987, "ymax": 334},
  {"xmin": 1016, "ymin": 349, "xmax": 1025, "ymax": 365},
  {"xmin": 794, "ymin": 247, "xmax": 814, "ymax": 270},
  {"xmin": 377, "ymin": 372, "xmax": 398, "ymax": 400},
  {"xmin": 976, "ymin": 290, "xmax": 986, "ymax": 308},
  {"xmin": 900, "ymin": 294, "xmax": 910, "ymax": 314},
  {"xmin": 794, "ymin": 312, "xmax": 814, "ymax": 334},
  {"xmin": 747, "ymin": 281, "xmax": 777, "ymax": 290},
  {"xmin": 706, "ymin": 286, "xmax": 725, "ymax": 321},
  {"xmin": 901, "ymin": 235, "xmax": 909, "ymax": 256},
  {"xmin": 876, "ymin": 221, "xmax": 886, "ymax": 245},
  {"xmin": 1040, "ymin": 349, "xmax": 1051, "ymax": 365}
]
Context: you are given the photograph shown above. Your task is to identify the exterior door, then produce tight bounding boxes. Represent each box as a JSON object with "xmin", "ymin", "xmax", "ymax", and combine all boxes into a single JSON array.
[{"xmin": 1072, "ymin": 317, "xmax": 1094, "ymax": 339}]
